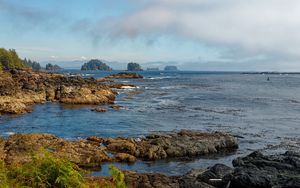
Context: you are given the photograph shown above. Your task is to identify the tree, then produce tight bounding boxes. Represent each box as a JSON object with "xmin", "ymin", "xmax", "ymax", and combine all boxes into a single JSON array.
[
  {"xmin": 0, "ymin": 48, "xmax": 26, "ymax": 70},
  {"xmin": 46, "ymin": 63, "xmax": 62, "ymax": 71},
  {"xmin": 81, "ymin": 59, "xmax": 112, "ymax": 71},
  {"xmin": 23, "ymin": 58, "xmax": 42, "ymax": 71},
  {"xmin": 127, "ymin": 62, "xmax": 142, "ymax": 71}
]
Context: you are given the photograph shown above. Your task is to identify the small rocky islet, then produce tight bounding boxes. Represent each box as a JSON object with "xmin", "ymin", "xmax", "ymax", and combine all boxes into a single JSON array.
[{"xmin": 0, "ymin": 70, "xmax": 299, "ymax": 188}]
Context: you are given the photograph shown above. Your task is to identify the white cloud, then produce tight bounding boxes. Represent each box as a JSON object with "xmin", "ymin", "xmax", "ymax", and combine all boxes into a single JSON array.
[
  {"xmin": 92, "ymin": 0, "xmax": 300, "ymax": 60},
  {"xmin": 80, "ymin": 56, "xmax": 87, "ymax": 60}
]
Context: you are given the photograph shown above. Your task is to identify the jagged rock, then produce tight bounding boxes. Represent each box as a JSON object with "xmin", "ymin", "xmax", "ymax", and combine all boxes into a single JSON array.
[
  {"xmin": 226, "ymin": 151, "xmax": 300, "ymax": 188},
  {"xmin": 91, "ymin": 107, "xmax": 107, "ymax": 112}
]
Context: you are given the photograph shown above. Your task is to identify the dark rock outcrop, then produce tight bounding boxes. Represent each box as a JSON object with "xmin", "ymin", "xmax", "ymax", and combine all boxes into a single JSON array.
[
  {"xmin": 105, "ymin": 72, "xmax": 143, "ymax": 79},
  {"xmin": 227, "ymin": 151, "xmax": 300, "ymax": 188}
]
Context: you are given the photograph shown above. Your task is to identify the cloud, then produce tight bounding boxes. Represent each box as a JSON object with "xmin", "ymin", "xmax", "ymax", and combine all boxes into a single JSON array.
[
  {"xmin": 87, "ymin": 0, "xmax": 300, "ymax": 60},
  {"xmin": 80, "ymin": 56, "xmax": 88, "ymax": 60},
  {"xmin": 0, "ymin": 0, "xmax": 65, "ymax": 30}
]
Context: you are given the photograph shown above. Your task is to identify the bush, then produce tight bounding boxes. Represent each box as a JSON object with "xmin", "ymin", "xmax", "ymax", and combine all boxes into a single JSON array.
[
  {"xmin": 0, "ymin": 151, "xmax": 86, "ymax": 188},
  {"xmin": 108, "ymin": 165, "xmax": 127, "ymax": 188}
]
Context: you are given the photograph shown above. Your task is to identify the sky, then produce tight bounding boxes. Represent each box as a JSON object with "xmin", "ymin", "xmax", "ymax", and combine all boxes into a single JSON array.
[{"xmin": 1, "ymin": 0, "xmax": 300, "ymax": 71}]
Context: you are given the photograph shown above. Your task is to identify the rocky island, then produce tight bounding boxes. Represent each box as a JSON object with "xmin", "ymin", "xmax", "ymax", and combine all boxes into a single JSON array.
[
  {"xmin": 127, "ymin": 62, "xmax": 143, "ymax": 71},
  {"xmin": 81, "ymin": 59, "xmax": 112, "ymax": 71}
]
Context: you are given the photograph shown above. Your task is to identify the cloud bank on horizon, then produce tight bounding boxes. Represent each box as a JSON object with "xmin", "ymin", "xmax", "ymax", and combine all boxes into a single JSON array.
[{"xmin": 1, "ymin": 0, "xmax": 300, "ymax": 71}]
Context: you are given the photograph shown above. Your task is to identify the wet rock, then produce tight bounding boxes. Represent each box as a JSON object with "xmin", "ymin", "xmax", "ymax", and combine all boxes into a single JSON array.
[
  {"xmin": 105, "ymin": 72, "xmax": 143, "ymax": 79},
  {"xmin": 91, "ymin": 107, "xmax": 107, "ymax": 112},
  {"xmin": 227, "ymin": 151, "xmax": 300, "ymax": 188},
  {"xmin": 197, "ymin": 164, "xmax": 233, "ymax": 187},
  {"xmin": 111, "ymin": 105, "xmax": 123, "ymax": 110}
]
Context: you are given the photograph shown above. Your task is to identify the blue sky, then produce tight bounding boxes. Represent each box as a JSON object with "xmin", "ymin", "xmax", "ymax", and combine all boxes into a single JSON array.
[{"xmin": 1, "ymin": 0, "xmax": 300, "ymax": 71}]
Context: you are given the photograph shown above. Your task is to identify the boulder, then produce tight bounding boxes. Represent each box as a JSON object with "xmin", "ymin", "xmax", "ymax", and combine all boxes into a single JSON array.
[{"xmin": 227, "ymin": 151, "xmax": 300, "ymax": 188}]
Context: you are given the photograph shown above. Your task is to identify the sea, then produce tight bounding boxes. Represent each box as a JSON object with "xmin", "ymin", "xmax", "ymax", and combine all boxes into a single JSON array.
[{"xmin": 0, "ymin": 71, "xmax": 300, "ymax": 176}]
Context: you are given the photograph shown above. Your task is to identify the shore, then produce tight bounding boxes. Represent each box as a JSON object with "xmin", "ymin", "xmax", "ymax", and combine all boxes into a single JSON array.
[{"xmin": 0, "ymin": 70, "xmax": 299, "ymax": 187}]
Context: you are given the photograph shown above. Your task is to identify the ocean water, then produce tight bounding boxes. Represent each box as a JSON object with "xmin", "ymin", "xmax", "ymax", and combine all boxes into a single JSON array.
[{"xmin": 1, "ymin": 71, "xmax": 300, "ymax": 176}]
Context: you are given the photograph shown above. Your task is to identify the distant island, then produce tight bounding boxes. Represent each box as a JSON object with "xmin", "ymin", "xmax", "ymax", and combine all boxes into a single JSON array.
[
  {"xmin": 147, "ymin": 67, "xmax": 159, "ymax": 71},
  {"xmin": 46, "ymin": 63, "xmax": 62, "ymax": 71},
  {"xmin": 127, "ymin": 62, "xmax": 142, "ymax": 71},
  {"xmin": 164, "ymin": 66, "xmax": 178, "ymax": 71},
  {"xmin": 81, "ymin": 59, "xmax": 112, "ymax": 71}
]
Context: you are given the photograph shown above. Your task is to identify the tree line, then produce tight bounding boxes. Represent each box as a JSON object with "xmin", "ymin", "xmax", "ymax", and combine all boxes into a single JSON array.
[{"xmin": 0, "ymin": 48, "xmax": 61, "ymax": 71}]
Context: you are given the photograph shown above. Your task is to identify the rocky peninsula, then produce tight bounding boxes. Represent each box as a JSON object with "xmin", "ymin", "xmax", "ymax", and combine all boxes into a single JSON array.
[{"xmin": 0, "ymin": 69, "xmax": 122, "ymax": 115}]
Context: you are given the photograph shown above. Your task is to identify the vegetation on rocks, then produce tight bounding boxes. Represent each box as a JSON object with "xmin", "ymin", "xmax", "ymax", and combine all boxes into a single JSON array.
[
  {"xmin": 0, "ymin": 151, "xmax": 85, "ymax": 188},
  {"xmin": 81, "ymin": 59, "xmax": 112, "ymax": 71},
  {"xmin": 0, "ymin": 48, "xmax": 26, "ymax": 70},
  {"xmin": 127, "ymin": 63, "xmax": 142, "ymax": 71},
  {"xmin": 46, "ymin": 63, "xmax": 62, "ymax": 71}
]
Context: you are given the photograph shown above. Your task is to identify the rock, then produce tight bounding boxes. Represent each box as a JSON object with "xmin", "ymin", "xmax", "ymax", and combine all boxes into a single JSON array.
[
  {"xmin": 135, "ymin": 130, "xmax": 238, "ymax": 160},
  {"xmin": 91, "ymin": 107, "xmax": 107, "ymax": 112},
  {"xmin": 114, "ymin": 153, "xmax": 137, "ymax": 163},
  {"xmin": 125, "ymin": 172, "xmax": 180, "ymax": 188},
  {"xmin": 105, "ymin": 72, "xmax": 143, "ymax": 79},
  {"xmin": 111, "ymin": 105, "xmax": 123, "ymax": 110},
  {"xmin": 3, "ymin": 133, "xmax": 110, "ymax": 167},
  {"xmin": 0, "ymin": 70, "xmax": 117, "ymax": 115},
  {"xmin": 87, "ymin": 136, "xmax": 104, "ymax": 143},
  {"xmin": 197, "ymin": 164, "xmax": 233, "ymax": 187},
  {"xmin": 105, "ymin": 138, "xmax": 137, "ymax": 155},
  {"xmin": 226, "ymin": 151, "xmax": 300, "ymax": 188}
]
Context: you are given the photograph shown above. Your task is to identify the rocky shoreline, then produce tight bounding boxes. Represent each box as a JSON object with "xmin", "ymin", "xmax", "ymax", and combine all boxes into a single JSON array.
[
  {"xmin": 0, "ymin": 70, "xmax": 140, "ymax": 115},
  {"xmin": 87, "ymin": 151, "xmax": 300, "ymax": 188},
  {"xmin": 0, "ymin": 130, "xmax": 238, "ymax": 167},
  {"xmin": 1, "ymin": 70, "xmax": 299, "ymax": 187}
]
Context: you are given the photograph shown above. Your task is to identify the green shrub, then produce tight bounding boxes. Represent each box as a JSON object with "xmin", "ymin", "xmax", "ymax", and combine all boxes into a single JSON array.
[
  {"xmin": 108, "ymin": 165, "xmax": 127, "ymax": 188},
  {"xmin": 0, "ymin": 151, "xmax": 86, "ymax": 188}
]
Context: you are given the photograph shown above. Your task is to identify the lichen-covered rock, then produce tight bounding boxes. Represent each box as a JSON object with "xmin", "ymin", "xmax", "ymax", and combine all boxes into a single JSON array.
[{"xmin": 3, "ymin": 133, "xmax": 110, "ymax": 168}]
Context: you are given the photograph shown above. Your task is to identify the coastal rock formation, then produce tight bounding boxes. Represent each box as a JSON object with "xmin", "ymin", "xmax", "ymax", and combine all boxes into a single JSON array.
[
  {"xmin": 0, "ymin": 70, "xmax": 117, "ymax": 115},
  {"xmin": 0, "ymin": 130, "xmax": 238, "ymax": 169},
  {"xmin": 104, "ymin": 130, "xmax": 238, "ymax": 160},
  {"xmin": 2, "ymin": 133, "xmax": 110, "ymax": 168},
  {"xmin": 105, "ymin": 72, "xmax": 143, "ymax": 79},
  {"xmin": 227, "ymin": 151, "xmax": 300, "ymax": 188}
]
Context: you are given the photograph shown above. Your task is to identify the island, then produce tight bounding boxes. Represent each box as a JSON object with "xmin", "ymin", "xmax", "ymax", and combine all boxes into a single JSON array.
[
  {"xmin": 81, "ymin": 59, "xmax": 112, "ymax": 71},
  {"xmin": 46, "ymin": 63, "xmax": 62, "ymax": 71},
  {"xmin": 127, "ymin": 62, "xmax": 142, "ymax": 71},
  {"xmin": 147, "ymin": 67, "xmax": 159, "ymax": 71},
  {"xmin": 164, "ymin": 65, "xmax": 178, "ymax": 71}
]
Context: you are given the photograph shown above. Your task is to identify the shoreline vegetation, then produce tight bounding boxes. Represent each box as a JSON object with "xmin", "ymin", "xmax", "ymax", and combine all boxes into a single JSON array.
[{"xmin": 0, "ymin": 49, "xmax": 299, "ymax": 187}]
